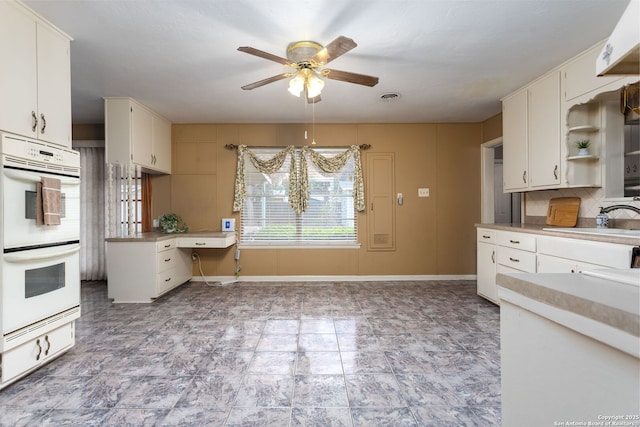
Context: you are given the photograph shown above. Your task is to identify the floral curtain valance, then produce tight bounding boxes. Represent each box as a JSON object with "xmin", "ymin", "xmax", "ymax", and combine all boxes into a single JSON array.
[{"xmin": 232, "ymin": 145, "xmax": 365, "ymax": 214}]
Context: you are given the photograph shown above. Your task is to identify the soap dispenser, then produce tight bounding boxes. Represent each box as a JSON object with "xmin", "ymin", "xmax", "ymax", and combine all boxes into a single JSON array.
[{"xmin": 596, "ymin": 207, "xmax": 609, "ymax": 229}]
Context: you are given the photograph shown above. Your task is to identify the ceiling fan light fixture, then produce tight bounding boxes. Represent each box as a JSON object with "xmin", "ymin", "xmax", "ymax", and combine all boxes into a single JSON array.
[
  {"xmin": 306, "ymin": 72, "xmax": 325, "ymax": 98},
  {"xmin": 288, "ymin": 72, "xmax": 305, "ymax": 97}
]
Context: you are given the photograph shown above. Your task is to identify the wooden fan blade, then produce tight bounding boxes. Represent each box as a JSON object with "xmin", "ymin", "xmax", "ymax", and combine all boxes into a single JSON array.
[
  {"xmin": 311, "ymin": 36, "xmax": 357, "ymax": 65},
  {"xmin": 241, "ymin": 73, "xmax": 290, "ymax": 90},
  {"xmin": 324, "ymin": 69, "xmax": 379, "ymax": 87},
  {"xmin": 238, "ymin": 46, "xmax": 294, "ymax": 66}
]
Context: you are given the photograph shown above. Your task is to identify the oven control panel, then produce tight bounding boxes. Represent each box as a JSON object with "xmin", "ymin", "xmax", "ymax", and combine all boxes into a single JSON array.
[{"xmin": 0, "ymin": 132, "xmax": 79, "ymax": 169}]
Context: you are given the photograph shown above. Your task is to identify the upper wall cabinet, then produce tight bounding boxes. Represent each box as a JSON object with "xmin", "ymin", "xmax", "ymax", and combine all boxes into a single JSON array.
[
  {"xmin": 105, "ymin": 98, "xmax": 172, "ymax": 174},
  {"xmin": 0, "ymin": 1, "xmax": 72, "ymax": 148},
  {"xmin": 502, "ymin": 89, "xmax": 529, "ymax": 192},
  {"xmin": 528, "ymin": 72, "xmax": 561, "ymax": 188},
  {"xmin": 502, "ymin": 72, "xmax": 561, "ymax": 192}
]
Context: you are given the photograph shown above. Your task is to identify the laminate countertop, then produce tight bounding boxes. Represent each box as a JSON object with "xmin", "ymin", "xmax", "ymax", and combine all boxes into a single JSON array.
[
  {"xmin": 476, "ymin": 222, "xmax": 640, "ymax": 246},
  {"xmin": 105, "ymin": 231, "xmax": 235, "ymax": 243},
  {"xmin": 497, "ymin": 269, "xmax": 640, "ymax": 358}
]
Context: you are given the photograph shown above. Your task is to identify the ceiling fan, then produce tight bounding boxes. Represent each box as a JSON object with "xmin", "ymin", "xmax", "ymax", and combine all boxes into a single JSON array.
[{"xmin": 238, "ymin": 36, "xmax": 379, "ymax": 103}]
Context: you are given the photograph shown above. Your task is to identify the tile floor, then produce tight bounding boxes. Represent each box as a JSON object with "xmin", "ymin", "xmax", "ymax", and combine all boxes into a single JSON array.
[{"xmin": 0, "ymin": 280, "xmax": 501, "ymax": 426}]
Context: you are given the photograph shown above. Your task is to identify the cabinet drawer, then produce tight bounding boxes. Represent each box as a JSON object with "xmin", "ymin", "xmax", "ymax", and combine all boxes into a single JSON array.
[
  {"xmin": 157, "ymin": 248, "xmax": 177, "ymax": 273},
  {"xmin": 176, "ymin": 235, "xmax": 236, "ymax": 248},
  {"xmin": 156, "ymin": 269, "xmax": 177, "ymax": 295},
  {"xmin": 1, "ymin": 323, "xmax": 74, "ymax": 385},
  {"xmin": 477, "ymin": 228, "xmax": 496, "ymax": 243},
  {"xmin": 156, "ymin": 239, "xmax": 175, "ymax": 252},
  {"xmin": 497, "ymin": 231, "xmax": 536, "ymax": 252},
  {"xmin": 498, "ymin": 247, "xmax": 536, "ymax": 272}
]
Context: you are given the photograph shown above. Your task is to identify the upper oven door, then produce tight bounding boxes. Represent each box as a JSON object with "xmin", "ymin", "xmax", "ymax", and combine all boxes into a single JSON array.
[{"xmin": 2, "ymin": 167, "xmax": 80, "ymax": 250}]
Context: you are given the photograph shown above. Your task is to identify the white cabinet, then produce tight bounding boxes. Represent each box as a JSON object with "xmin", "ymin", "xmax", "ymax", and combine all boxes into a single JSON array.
[
  {"xmin": 0, "ymin": 1, "xmax": 72, "ymax": 147},
  {"xmin": 537, "ymin": 236, "xmax": 634, "ymax": 272},
  {"xmin": 107, "ymin": 239, "xmax": 191, "ymax": 303},
  {"xmin": 564, "ymin": 42, "xmax": 626, "ymax": 103},
  {"xmin": 105, "ymin": 98, "xmax": 172, "ymax": 174},
  {"xmin": 503, "ymin": 73, "xmax": 561, "ymax": 192},
  {"xmin": 528, "ymin": 72, "xmax": 561, "ymax": 188},
  {"xmin": 1, "ymin": 323, "xmax": 74, "ymax": 388},
  {"xmin": 476, "ymin": 227, "xmax": 636, "ymax": 304},
  {"xmin": 477, "ymin": 229, "xmax": 498, "ymax": 304},
  {"xmin": 502, "ymin": 89, "xmax": 529, "ymax": 191},
  {"xmin": 496, "ymin": 231, "xmax": 537, "ymax": 273}
]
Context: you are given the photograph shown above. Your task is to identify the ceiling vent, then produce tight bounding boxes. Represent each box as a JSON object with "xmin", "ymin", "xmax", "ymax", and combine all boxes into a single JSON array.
[{"xmin": 380, "ymin": 92, "xmax": 400, "ymax": 101}]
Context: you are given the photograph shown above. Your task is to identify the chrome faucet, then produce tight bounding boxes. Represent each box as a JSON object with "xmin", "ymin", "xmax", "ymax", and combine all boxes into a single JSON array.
[
  {"xmin": 597, "ymin": 205, "xmax": 640, "ymax": 228},
  {"xmin": 599, "ymin": 205, "xmax": 640, "ymax": 215}
]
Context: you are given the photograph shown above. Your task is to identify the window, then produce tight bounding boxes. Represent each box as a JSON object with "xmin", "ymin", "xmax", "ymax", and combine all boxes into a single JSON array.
[{"xmin": 240, "ymin": 148, "xmax": 358, "ymax": 247}]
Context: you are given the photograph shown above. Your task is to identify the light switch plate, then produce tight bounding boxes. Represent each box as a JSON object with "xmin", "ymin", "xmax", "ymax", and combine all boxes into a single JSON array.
[{"xmin": 418, "ymin": 188, "xmax": 430, "ymax": 197}]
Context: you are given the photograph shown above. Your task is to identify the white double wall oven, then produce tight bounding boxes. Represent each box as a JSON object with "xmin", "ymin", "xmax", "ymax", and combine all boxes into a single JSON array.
[{"xmin": 1, "ymin": 132, "xmax": 80, "ymax": 345}]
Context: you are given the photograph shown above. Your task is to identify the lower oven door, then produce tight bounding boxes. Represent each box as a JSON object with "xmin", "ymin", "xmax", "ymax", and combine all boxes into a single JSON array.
[{"xmin": 2, "ymin": 243, "xmax": 80, "ymax": 334}]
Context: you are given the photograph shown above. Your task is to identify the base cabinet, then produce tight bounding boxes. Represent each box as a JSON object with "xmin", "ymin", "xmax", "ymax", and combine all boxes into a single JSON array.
[
  {"xmin": 476, "ymin": 227, "xmax": 636, "ymax": 304},
  {"xmin": 107, "ymin": 239, "xmax": 192, "ymax": 303},
  {"xmin": 501, "ymin": 300, "xmax": 639, "ymax": 426},
  {"xmin": 1, "ymin": 322, "xmax": 74, "ymax": 389},
  {"xmin": 476, "ymin": 229, "xmax": 498, "ymax": 303}
]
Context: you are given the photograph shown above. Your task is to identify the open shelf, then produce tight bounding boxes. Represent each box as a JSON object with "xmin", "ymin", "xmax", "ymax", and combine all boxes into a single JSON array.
[
  {"xmin": 568, "ymin": 125, "xmax": 599, "ymax": 133},
  {"xmin": 567, "ymin": 155, "xmax": 599, "ymax": 161}
]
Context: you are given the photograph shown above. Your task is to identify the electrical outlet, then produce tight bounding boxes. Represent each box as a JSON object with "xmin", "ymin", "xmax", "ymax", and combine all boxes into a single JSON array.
[
  {"xmin": 418, "ymin": 188, "xmax": 430, "ymax": 197},
  {"xmin": 191, "ymin": 252, "xmax": 198, "ymax": 261}
]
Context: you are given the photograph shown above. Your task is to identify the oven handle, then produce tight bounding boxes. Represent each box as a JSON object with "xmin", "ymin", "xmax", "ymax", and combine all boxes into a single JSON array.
[
  {"xmin": 3, "ymin": 169, "xmax": 80, "ymax": 185},
  {"xmin": 4, "ymin": 244, "xmax": 80, "ymax": 263}
]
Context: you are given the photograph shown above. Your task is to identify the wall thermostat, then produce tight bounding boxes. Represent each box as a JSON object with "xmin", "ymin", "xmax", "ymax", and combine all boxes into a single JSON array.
[{"xmin": 222, "ymin": 218, "xmax": 235, "ymax": 232}]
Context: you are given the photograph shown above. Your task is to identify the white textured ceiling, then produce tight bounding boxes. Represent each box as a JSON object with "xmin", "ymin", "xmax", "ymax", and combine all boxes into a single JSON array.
[{"xmin": 23, "ymin": 0, "xmax": 630, "ymax": 125}]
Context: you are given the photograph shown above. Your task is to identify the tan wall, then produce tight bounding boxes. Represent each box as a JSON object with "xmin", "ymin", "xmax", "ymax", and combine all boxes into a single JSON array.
[
  {"xmin": 152, "ymin": 122, "xmax": 483, "ymax": 277},
  {"xmin": 481, "ymin": 113, "xmax": 502, "ymax": 142},
  {"xmin": 72, "ymin": 124, "xmax": 104, "ymax": 141}
]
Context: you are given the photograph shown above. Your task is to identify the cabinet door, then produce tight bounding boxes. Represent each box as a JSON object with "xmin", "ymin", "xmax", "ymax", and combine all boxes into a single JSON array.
[
  {"xmin": 0, "ymin": 1, "xmax": 38, "ymax": 139},
  {"xmin": 528, "ymin": 72, "xmax": 561, "ymax": 188},
  {"xmin": 367, "ymin": 153, "xmax": 395, "ymax": 251},
  {"xmin": 477, "ymin": 241, "xmax": 498, "ymax": 304},
  {"xmin": 131, "ymin": 103, "xmax": 154, "ymax": 168},
  {"xmin": 36, "ymin": 23, "xmax": 71, "ymax": 147},
  {"xmin": 503, "ymin": 89, "xmax": 529, "ymax": 192},
  {"xmin": 152, "ymin": 115, "xmax": 172, "ymax": 173},
  {"xmin": 537, "ymin": 253, "xmax": 577, "ymax": 273}
]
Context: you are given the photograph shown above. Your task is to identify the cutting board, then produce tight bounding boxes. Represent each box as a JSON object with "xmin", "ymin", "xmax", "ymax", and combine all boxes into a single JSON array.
[{"xmin": 546, "ymin": 197, "xmax": 581, "ymax": 226}]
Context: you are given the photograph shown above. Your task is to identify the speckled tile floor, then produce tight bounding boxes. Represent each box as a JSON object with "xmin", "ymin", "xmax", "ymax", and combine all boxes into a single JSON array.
[{"xmin": 0, "ymin": 280, "xmax": 501, "ymax": 426}]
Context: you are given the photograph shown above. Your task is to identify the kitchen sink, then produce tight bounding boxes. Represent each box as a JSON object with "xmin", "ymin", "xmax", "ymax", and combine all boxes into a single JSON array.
[{"xmin": 542, "ymin": 227, "xmax": 640, "ymax": 239}]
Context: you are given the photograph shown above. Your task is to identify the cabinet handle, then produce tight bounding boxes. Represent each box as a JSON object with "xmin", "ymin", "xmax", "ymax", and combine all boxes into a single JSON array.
[
  {"xmin": 165, "ymin": 277, "xmax": 171, "ymax": 282},
  {"xmin": 31, "ymin": 111, "xmax": 38, "ymax": 132},
  {"xmin": 40, "ymin": 114, "xmax": 47, "ymax": 134},
  {"xmin": 491, "ymin": 251, "xmax": 495, "ymax": 263},
  {"xmin": 44, "ymin": 335, "xmax": 51, "ymax": 356},
  {"xmin": 482, "ymin": 235, "xmax": 491, "ymax": 239},
  {"xmin": 509, "ymin": 257, "xmax": 520, "ymax": 263},
  {"xmin": 35, "ymin": 338, "xmax": 42, "ymax": 360},
  {"xmin": 571, "ymin": 269, "xmax": 575, "ymax": 273},
  {"xmin": 509, "ymin": 240, "xmax": 520, "ymax": 244},
  {"xmin": 522, "ymin": 170, "xmax": 527, "ymax": 183},
  {"xmin": 553, "ymin": 165, "xmax": 558, "ymax": 180},
  {"xmin": 164, "ymin": 244, "xmax": 171, "ymax": 248},
  {"xmin": 164, "ymin": 258, "xmax": 171, "ymax": 262},
  {"xmin": 195, "ymin": 242, "xmax": 206, "ymax": 246}
]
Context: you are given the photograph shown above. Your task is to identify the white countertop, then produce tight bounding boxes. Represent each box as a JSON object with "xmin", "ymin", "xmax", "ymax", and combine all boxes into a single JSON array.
[{"xmin": 497, "ymin": 269, "xmax": 640, "ymax": 357}]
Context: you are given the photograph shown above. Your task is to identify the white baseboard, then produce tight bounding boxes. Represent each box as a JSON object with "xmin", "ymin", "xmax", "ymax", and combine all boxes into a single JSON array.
[{"xmin": 189, "ymin": 274, "xmax": 477, "ymax": 284}]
